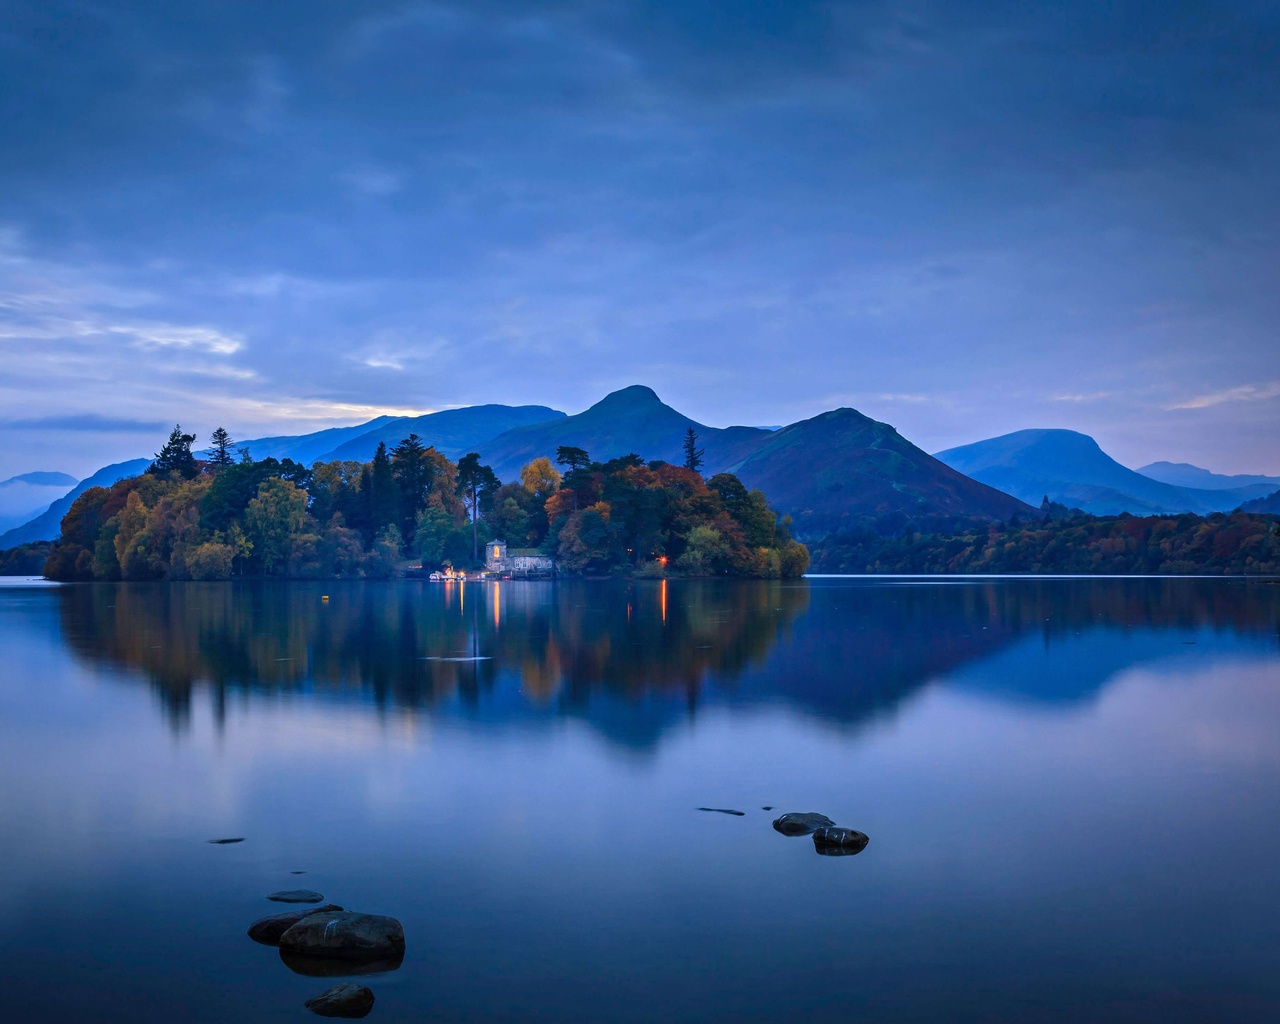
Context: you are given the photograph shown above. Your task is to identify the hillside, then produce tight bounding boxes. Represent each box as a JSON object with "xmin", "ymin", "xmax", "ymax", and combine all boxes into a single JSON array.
[
  {"xmin": 0, "ymin": 459, "xmax": 152, "ymax": 547},
  {"xmin": 935, "ymin": 429, "xmax": 1268, "ymax": 516},
  {"xmin": 1241, "ymin": 489, "xmax": 1280, "ymax": 514},
  {"xmin": 1137, "ymin": 461, "xmax": 1280, "ymax": 493},
  {"xmin": 320, "ymin": 404, "xmax": 564, "ymax": 463},
  {"xmin": 0, "ymin": 471, "xmax": 79, "ymax": 533},
  {"xmin": 728, "ymin": 408, "xmax": 1032, "ymax": 535},
  {"xmin": 478, "ymin": 386, "xmax": 771, "ymax": 482}
]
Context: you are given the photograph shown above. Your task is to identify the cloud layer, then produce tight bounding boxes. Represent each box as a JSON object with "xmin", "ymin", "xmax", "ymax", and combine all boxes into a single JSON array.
[{"xmin": 1, "ymin": 0, "xmax": 1277, "ymax": 477}]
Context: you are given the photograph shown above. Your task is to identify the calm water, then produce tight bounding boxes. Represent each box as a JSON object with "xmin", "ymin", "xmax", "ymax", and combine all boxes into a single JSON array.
[{"xmin": 2, "ymin": 576, "xmax": 1279, "ymax": 1023}]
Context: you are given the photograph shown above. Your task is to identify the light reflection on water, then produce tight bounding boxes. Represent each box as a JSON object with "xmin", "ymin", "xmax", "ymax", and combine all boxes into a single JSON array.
[{"xmin": 0, "ymin": 577, "xmax": 1278, "ymax": 1023}]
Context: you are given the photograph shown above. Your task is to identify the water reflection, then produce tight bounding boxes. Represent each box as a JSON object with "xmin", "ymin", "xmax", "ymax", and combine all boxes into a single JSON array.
[{"xmin": 55, "ymin": 578, "xmax": 1280, "ymax": 742}]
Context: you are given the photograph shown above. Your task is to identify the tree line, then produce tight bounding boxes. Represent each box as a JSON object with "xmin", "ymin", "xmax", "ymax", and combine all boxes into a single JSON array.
[
  {"xmin": 41, "ymin": 425, "xmax": 809, "ymax": 580},
  {"xmin": 809, "ymin": 508, "xmax": 1280, "ymax": 575}
]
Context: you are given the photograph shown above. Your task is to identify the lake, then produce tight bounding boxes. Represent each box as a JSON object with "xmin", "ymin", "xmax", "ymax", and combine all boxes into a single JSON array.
[{"xmin": 1, "ymin": 576, "xmax": 1279, "ymax": 1022}]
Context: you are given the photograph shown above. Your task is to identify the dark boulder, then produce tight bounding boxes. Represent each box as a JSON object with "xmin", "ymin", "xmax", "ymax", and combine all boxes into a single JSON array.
[
  {"xmin": 248, "ymin": 905, "xmax": 344, "ymax": 946},
  {"xmin": 279, "ymin": 911, "xmax": 406, "ymax": 960},
  {"xmin": 267, "ymin": 889, "xmax": 326, "ymax": 904},
  {"xmin": 772, "ymin": 812, "xmax": 835, "ymax": 836},
  {"xmin": 304, "ymin": 983, "xmax": 375, "ymax": 1018},
  {"xmin": 812, "ymin": 826, "xmax": 869, "ymax": 855}
]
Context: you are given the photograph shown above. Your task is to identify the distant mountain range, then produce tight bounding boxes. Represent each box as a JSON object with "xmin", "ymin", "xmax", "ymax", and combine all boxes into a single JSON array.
[
  {"xmin": 0, "ymin": 471, "xmax": 79, "ymax": 534},
  {"xmin": 5, "ymin": 393, "xmax": 1277, "ymax": 550},
  {"xmin": 0, "ymin": 460, "xmax": 152, "ymax": 547},
  {"xmin": 935, "ymin": 430, "xmax": 1277, "ymax": 516},
  {"xmin": 1137, "ymin": 461, "xmax": 1280, "ymax": 492}
]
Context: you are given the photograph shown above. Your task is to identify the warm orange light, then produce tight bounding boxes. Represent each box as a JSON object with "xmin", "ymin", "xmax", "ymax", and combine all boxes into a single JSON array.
[
  {"xmin": 660, "ymin": 578, "xmax": 667, "ymax": 622},
  {"xmin": 493, "ymin": 581, "xmax": 500, "ymax": 630}
]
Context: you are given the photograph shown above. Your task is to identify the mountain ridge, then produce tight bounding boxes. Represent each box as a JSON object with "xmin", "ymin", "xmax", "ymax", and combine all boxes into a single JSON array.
[{"xmin": 935, "ymin": 429, "xmax": 1272, "ymax": 516}]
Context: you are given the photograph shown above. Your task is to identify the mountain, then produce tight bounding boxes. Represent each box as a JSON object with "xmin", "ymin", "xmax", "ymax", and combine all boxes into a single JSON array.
[
  {"xmin": 1137, "ymin": 461, "xmax": 1280, "ymax": 494},
  {"xmin": 0, "ymin": 472, "xmax": 80, "ymax": 533},
  {"xmin": 935, "ymin": 430, "xmax": 1268, "ymax": 516},
  {"xmin": 318, "ymin": 405, "xmax": 565, "ymax": 464},
  {"xmin": 2, "ymin": 471, "xmax": 77, "ymax": 488},
  {"xmin": 728, "ymin": 408, "xmax": 1033, "ymax": 535},
  {"xmin": 478, "ymin": 386, "xmax": 772, "ymax": 482},
  {"xmin": 1241, "ymin": 489, "xmax": 1280, "ymax": 514},
  {"xmin": 0, "ymin": 459, "xmax": 152, "ymax": 547}
]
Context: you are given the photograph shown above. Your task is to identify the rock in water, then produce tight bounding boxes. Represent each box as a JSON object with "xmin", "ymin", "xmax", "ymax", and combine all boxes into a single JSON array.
[
  {"xmin": 304, "ymin": 983, "xmax": 375, "ymax": 1018},
  {"xmin": 280, "ymin": 949, "xmax": 403, "ymax": 978},
  {"xmin": 697, "ymin": 807, "xmax": 746, "ymax": 816},
  {"xmin": 772, "ymin": 812, "xmax": 836, "ymax": 836},
  {"xmin": 248, "ymin": 905, "xmax": 345, "ymax": 945},
  {"xmin": 812, "ymin": 826, "xmax": 870, "ymax": 855},
  {"xmin": 207, "ymin": 837, "xmax": 245, "ymax": 844},
  {"xmin": 267, "ymin": 889, "xmax": 326, "ymax": 904},
  {"xmin": 280, "ymin": 911, "xmax": 406, "ymax": 960}
]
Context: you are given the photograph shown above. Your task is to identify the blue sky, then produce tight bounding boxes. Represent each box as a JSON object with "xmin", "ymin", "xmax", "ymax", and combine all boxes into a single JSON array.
[{"xmin": 1, "ymin": 0, "xmax": 1277, "ymax": 479}]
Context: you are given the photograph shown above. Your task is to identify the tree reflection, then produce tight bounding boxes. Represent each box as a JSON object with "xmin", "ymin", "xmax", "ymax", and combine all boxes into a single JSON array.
[{"xmin": 56, "ymin": 577, "xmax": 1280, "ymax": 742}]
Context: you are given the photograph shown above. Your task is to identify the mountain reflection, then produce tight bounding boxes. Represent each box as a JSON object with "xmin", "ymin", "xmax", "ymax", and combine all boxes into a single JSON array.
[{"xmin": 56, "ymin": 578, "xmax": 1280, "ymax": 742}]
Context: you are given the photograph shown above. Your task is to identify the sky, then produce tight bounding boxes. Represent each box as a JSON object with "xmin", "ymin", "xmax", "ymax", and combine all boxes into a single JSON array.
[{"xmin": 1, "ymin": 0, "xmax": 1278, "ymax": 481}]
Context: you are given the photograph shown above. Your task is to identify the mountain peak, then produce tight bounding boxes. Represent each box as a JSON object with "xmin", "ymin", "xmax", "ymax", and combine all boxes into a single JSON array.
[{"xmin": 590, "ymin": 385, "xmax": 665, "ymax": 411}]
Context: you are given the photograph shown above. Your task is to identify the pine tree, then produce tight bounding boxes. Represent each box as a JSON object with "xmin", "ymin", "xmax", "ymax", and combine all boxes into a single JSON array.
[
  {"xmin": 456, "ymin": 452, "xmax": 500, "ymax": 562},
  {"xmin": 148, "ymin": 425, "xmax": 199, "ymax": 479},
  {"xmin": 682, "ymin": 427, "xmax": 705, "ymax": 474},
  {"xmin": 209, "ymin": 426, "xmax": 236, "ymax": 467}
]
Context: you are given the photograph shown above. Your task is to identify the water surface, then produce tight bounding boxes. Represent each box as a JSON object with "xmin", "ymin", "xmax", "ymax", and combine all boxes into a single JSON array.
[{"xmin": 1, "ymin": 576, "xmax": 1278, "ymax": 1022}]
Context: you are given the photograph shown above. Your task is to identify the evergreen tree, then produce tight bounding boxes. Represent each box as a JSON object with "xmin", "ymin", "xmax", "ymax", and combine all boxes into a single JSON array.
[
  {"xmin": 682, "ymin": 427, "xmax": 705, "ymax": 473},
  {"xmin": 456, "ymin": 452, "xmax": 500, "ymax": 561},
  {"xmin": 366, "ymin": 442, "xmax": 398, "ymax": 540},
  {"xmin": 555, "ymin": 446, "xmax": 592, "ymax": 471},
  {"xmin": 209, "ymin": 427, "xmax": 236, "ymax": 467},
  {"xmin": 391, "ymin": 434, "xmax": 434, "ymax": 537},
  {"xmin": 149, "ymin": 425, "xmax": 199, "ymax": 479}
]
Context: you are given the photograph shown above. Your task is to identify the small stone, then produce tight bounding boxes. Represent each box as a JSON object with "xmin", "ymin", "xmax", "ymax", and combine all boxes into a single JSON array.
[
  {"xmin": 697, "ymin": 807, "xmax": 745, "ymax": 816},
  {"xmin": 280, "ymin": 911, "xmax": 406, "ymax": 960},
  {"xmin": 772, "ymin": 812, "xmax": 836, "ymax": 836},
  {"xmin": 207, "ymin": 837, "xmax": 245, "ymax": 844},
  {"xmin": 248, "ymin": 904, "xmax": 345, "ymax": 945},
  {"xmin": 762, "ymin": 806, "xmax": 774, "ymax": 811},
  {"xmin": 267, "ymin": 889, "xmax": 326, "ymax": 904},
  {"xmin": 812, "ymin": 826, "xmax": 870, "ymax": 855},
  {"xmin": 304, "ymin": 983, "xmax": 375, "ymax": 1018}
]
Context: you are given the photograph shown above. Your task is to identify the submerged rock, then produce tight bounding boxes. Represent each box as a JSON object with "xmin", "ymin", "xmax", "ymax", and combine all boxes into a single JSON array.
[
  {"xmin": 279, "ymin": 911, "xmax": 406, "ymax": 960},
  {"xmin": 267, "ymin": 889, "xmax": 326, "ymax": 904},
  {"xmin": 697, "ymin": 807, "xmax": 745, "ymax": 816},
  {"xmin": 812, "ymin": 826, "xmax": 870, "ymax": 855},
  {"xmin": 281, "ymin": 949, "xmax": 404, "ymax": 978},
  {"xmin": 771, "ymin": 812, "xmax": 835, "ymax": 836},
  {"xmin": 248, "ymin": 904, "xmax": 345, "ymax": 946},
  {"xmin": 304, "ymin": 983, "xmax": 375, "ymax": 1018},
  {"xmin": 207, "ymin": 837, "xmax": 245, "ymax": 844}
]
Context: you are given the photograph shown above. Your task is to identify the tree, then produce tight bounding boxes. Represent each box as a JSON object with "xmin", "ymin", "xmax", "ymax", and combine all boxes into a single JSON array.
[
  {"xmin": 245, "ymin": 478, "xmax": 315, "ymax": 575},
  {"xmin": 365, "ymin": 442, "xmax": 398, "ymax": 541},
  {"xmin": 208, "ymin": 427, "xmax": 236, "ymax": 467},
  {"xmin": 391, "ymin": 434, "xmax": 435, "ymax": 537},
  {"xmin": 149, "ymin": 425, "xmax": 199, "ymax": 479},
  {"xmin": 520, "ymin": 456, "xmax": 562, "ymax": 498},
  {"xmin": 682, "ymin": 427, "xmax": 705, "ymax": 474},
  {"xmin": 456, "ymin": 453, "xmax": 500, "ymax": 561},
  {"xmin": 555, "ymin": 446, "xmax": 591, "ymax": 472}
]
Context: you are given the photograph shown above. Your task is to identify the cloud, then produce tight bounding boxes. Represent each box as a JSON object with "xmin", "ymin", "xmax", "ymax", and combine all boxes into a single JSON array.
[
  {"xmin": 107, "ymin": 323, "xmax": 243, "ymax": 355},
  {"xmin": 1168, "ymin": 382, "xmax": 1280, "ymax": 411},
  {"xmin": 341, "ymin": 167, "xmax": 403, "ymax": 197},
  {"xmin": 2, "ymin": 414, "xmax": 167, "ymax": 433}
]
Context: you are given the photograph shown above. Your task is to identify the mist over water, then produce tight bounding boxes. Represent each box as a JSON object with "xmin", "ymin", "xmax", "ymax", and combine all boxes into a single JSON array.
[{"xmin": 2, "ymin": 577, "xmax": 1279, "ymax": 1022}]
